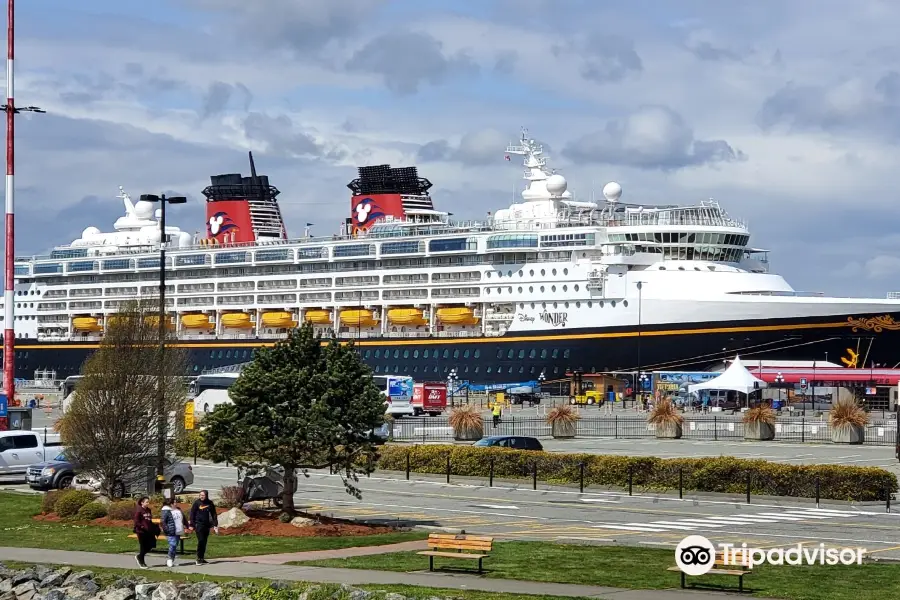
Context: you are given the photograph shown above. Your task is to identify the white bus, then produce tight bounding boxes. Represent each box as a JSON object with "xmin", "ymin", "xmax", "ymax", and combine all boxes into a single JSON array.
[
  {"xmin": 190, "ymin": 372, "xmax": 240, "ymax": 413},
  {"xmin": 374, "ymin": 375, "xmax": 415, "ymax": 417}
]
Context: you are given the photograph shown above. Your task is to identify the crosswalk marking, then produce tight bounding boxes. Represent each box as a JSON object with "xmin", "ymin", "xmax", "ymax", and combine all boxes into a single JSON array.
[{"xmin": 589, "ymin": 507, "xmax": 855, "ymax": 533}]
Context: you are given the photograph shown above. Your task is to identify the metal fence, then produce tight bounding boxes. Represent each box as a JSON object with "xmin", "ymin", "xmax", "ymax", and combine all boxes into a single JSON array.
[{"xmin": 390, "ymin": 415, "xmax": 898, "ymax": 446}]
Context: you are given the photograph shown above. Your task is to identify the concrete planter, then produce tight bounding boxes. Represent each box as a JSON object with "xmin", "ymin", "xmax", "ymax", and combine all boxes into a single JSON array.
[
  {"xmin": 551, "ymin": 420, "xmax": 577, "ymax": 439},
  {"xmin": 744, "ymin": 421, "xmax": 775, "ymax": 441},
  {"xmin": 454, "ymin": 424, "xmax": 484, "ymax": 441},
  {"xmin": 831, "ymin": 424, "xmax": 865, "ymax": 444},
  {"xmin": 654, "ymin": 422, "xmax": 683, "ymax": 439}
]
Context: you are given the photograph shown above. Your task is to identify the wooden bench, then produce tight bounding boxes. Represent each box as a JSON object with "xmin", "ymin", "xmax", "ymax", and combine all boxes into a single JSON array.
[
  {"xmin": 667, "ymin": 551, "xmax": 752, "ymax": 593},
  {"xmin": 417, "ymin": 534, "xmax": 493, "ymax": 574},
  {"xmin": 127, "ymin": 518, "xmax": 193, "ymax": 555}
]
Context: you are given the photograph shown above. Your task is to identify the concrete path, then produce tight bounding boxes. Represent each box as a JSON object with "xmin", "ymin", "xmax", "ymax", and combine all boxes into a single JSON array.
[
  {"xmin": 0, "ymin": 546, "xmax": 751, "ymax": 600},
  {"xmin": 236, "ymin": 539, "xmax": 429, "ymax": 564}
]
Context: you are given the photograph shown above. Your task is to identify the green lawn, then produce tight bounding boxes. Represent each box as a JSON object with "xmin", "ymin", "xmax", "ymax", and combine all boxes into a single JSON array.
[
  {"xmin": 294, "ymin": 541, "xmax": 900, "ymax": 600},
  {"xmin": 0, "ymin": 492, "xmax": 425, "ymax": 558},
  {"xmin": 4, "ymin": 562, "xmax": 595, "ymax": 600}
]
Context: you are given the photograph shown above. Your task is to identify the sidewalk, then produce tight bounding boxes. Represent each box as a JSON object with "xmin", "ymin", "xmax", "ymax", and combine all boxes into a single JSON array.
[
  {"xmin": 237, "ymin": 540, "xmax": 429, "ymax": 564},
  {"xmin": 0, "ymin": 546, "xmax": 747, "ymax": 600}
]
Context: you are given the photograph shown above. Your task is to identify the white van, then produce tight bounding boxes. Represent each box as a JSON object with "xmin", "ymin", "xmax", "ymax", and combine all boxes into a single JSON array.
[{"xmin": 374, "ymin": 375, "xmax": 415, "ymax": 417}]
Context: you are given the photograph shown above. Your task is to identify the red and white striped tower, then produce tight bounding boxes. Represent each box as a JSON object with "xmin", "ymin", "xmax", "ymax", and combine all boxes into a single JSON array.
[
  {"xmin": 3, "ymin": 0, "xmax": 16, "ymax": 422},
  {"xmin": 2, "ymin": 0, "xmax": 43, "ymax": 426}
]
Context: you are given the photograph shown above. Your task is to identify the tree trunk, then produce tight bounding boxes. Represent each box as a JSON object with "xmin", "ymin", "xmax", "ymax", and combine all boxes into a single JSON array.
[{"xmin": 282, "ymin": 466, "xmax": 297, "ymax": 516}]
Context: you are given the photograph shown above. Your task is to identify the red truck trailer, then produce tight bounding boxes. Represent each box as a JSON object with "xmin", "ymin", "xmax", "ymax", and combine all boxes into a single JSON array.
[{"xmin": 412, "ymin": 382, "xmax": 447, "ymax": 416}]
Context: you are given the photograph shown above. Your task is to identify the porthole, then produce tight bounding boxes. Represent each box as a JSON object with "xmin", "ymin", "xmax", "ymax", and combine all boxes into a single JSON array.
[
  {"xmin": 518, "ymin": 350, "xmax": 525, "ymax": 359},
  {"xmin": 553, "ymin": 366, "xmax": 560, "ymax": 374},
  {"xmin": 507, "ymin": 349, "xmax": 515, "ymax": 359},
  {"xmin": 486, "ymin": 288, "xmax": 491, "ymax": 295},
  {"xmin": 574, "ymin": 284, "xmax": 580, "ymax": 292},
  {"xmin": 497, "ymin": 349, "xmax": 504, "ymax": 359},
  {"xmin": 563, "ymin": 285, "xmax": 568, "ymax": 292},
  {"xmin": 508, "ymin": 286, "xmax": 513, "ymax": 293},
  {"xmin": 541, "ymin": 269, "xmax": 546, "ymax": 276},
  {"xmin": 600, "ymin": 301, "xmax": 605, "ymax": 307},
  {"xmin": 453, "ymin": 349, "xmax": 459, "ymax": 359},
  {"xmin": 623, "ymin": 300, "xmax": 628, "ymax": 307},
  {"xmin": 442, "ymin": 349, "xmax": 449, "ymax": 359},
  {"xmin": 563, "ymin": 349, "xmax": 571, "ymax": 358},
  {"xmin": 518, "ymin": 270, "xmax": 523, "ymax": 277},
  {"xmin": 564, "ymin": 268, "xmax": 569, "ymax": 275},
  {"xmin": 487, "ymin": 366, "xmax": 493, "ymax": 373},
  {"xmin": 508, "ymin": 366, "xmax": 514, "ymax": 374},
  {"xmin": 530, "ymin": 302, "xmax": 536, "ymax": 308},
  {"xmin": 474, "ymin": 349, "xmax": 481, "ymax": 358},
  {"xmin": 552, "ymin": 349, "xmax": 559, "ymax": 359},
  {"xmin": 487, "ymin": 272, "xmax": 492, "ymax": 278},
  {"xmin": 552, "ymin": 285, "xmax": 556, "ymax": 292},
  {"xmin": 423, "ymin": 349, "xmax": 430, "ymax": 359},
  {"xmin": 576, "ymin": 302, "xmax": 581, "ymax": 308},
  {"xmin": 529, "ymin": 269, "xmax": 534, "ymax": 276},
  {"xmin": 364, "ymin": 350, "xmax": 371, "ymax": 359},
  {"xmin": 520, "ymin": 303, "xmax": 525, "ymax": 308},
  {"xmin": 403, "ymin": 350, "xmax": 409, "ymax": 358},
  {"xmin": 464, "ymin": 349, "xmax": 470, "ymax": 358},
  {"xmin": 611, "ymin": 301, "xmax": 616, "ymax": 307},
  {"xmin": 540, "ymin": 286, "xmax": 545, "ymax": 292},
  {"xmin": 540, "ymin": 349, "xmax": 547, "ymax": 359},
  {"xmin": 552, "ymin": 269, "xmax": 557, "ymax": 276},
  {"xmin": 553, "ymin": 302, "xmax": 558, "ymax": 308},
  {"xmin": 529, "ymin": 349, "xmax": 536, "ymax": 359},
  {"xmin": 588, "ymin": 301, "xmax": 593, "ymax": 308},
  {"xmin": 413, "ymin": 366, "xmax": 419, "ymax": 373},
  {"xmin": 518, "ymin": 366, "xmax": 524, "ymax": 373},
  {"xmin": 507, "ymin": 270, "xmax": 513, "ymax": 277},
  {"xmin": 413, "ymin": 349, "xmax": 419, "ymax": 358},
  {"xmin": 519, "ymin": 287, "xmax": 523, "ymax": 293},
  {"xmin": 474, "ymin": 366, "xmax": 480, "ymax": 373},
  {"xmin": 542, "ymin": 302, "xmax": 547, "ymax": 308},
  {"xmin": 393, "ymin": 349, "xmax": 400, "ymax": 358},
  {"xmin": 529, "ymin": 286, "xmax": 534, "ymax": 293},
  {"xmin": 565, "ymin": 302, "xmax": 569, "ymax": 308}
]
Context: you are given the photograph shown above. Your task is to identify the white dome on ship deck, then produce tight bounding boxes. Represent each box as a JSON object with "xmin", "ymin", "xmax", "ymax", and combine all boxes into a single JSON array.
[
  {"xmin": 82, "ymin": 226, "xmax": 101, "ymax": 237},
  {"xmin": 134, "ymin": 200, "xmax": 155, "ymax": 220},
  {"xmin": 546, "ymin": 173, "xmax": 567, "ymax": 196},
  {"xmin": 603, "ymin": 181, "xmax": 622, "ymax": 202}
]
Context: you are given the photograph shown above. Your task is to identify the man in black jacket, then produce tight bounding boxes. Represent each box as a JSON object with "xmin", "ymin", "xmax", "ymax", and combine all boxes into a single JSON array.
[{"xmin": 188, "ymin": 490, "xmax": 219, "ymax": 565}]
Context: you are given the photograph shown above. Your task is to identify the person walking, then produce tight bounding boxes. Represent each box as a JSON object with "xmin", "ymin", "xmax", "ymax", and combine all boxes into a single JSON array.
[
  {"xmin": 132, "ymin": 496, "xmax": 154, "ymax": 569},
  {"xmin": 492, "ymin": 402, "xmax": 501, "ymax": 428},
  {"xmin": 188, "ymin": 490, "xmax": 219, "ymax": 565},
  {"xmin": 160, "ymin": 498, "xmax": 186, "ymax": 568}
]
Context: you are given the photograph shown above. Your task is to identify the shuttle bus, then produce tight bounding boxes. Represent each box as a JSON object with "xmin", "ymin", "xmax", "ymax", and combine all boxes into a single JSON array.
[{"xmin": 373, "ymin": 375, "xmax": 415, "ymax": 417}]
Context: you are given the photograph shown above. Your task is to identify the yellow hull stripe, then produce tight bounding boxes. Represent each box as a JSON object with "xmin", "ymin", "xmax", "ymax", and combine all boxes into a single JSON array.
[{"xmin": 14, "ymin": 320, "xmax": 850, "ymax": 350}]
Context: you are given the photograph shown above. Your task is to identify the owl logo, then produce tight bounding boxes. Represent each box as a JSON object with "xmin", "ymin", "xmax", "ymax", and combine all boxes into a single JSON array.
[
  {"xmin": 208, "ymin": 211, "xmax": 237, "ymax": 237},
  {"xmin": 354, "ymin": 198, "xmax": 384, "ymax": 225}
]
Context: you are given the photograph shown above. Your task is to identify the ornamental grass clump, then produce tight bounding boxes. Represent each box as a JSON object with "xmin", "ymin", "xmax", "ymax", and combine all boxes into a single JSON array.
[
  {"xmin": 448, "ymin": 404, "xmax": 484, "ymax": 441},
  {"xmin": 829, "ymin": 397, "xmax": 869, "ymax": 428},
  {"xmin": 647, "ymin": 398, "xmax": 683, "ymax": 439},
  {"xmin": 742, "ymin": 405, "xmax": 776, "ymax": 426},
  {"xmin": 546, "ymin": 404, "xmax": 581, "ymax": 438}
]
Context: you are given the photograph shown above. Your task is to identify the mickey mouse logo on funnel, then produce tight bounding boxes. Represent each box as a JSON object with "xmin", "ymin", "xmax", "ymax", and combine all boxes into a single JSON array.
[{"xmin": 675, "ymin": 535, "xmax": 716, "ymax": 576}]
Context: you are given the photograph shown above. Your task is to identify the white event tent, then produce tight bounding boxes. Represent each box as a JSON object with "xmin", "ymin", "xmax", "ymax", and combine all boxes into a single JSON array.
[{"xmin": 688, "ymin": 355, "xmax": 768, "ymax": 395}]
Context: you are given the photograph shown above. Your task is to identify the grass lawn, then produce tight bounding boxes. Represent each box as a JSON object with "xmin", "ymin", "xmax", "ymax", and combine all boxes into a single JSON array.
[
  {"xmin": 294, "ymin": 541, "xmax": 900, "ymax": 600},
  {"xmin": 0, "ymin": 492, "xmax": 425, "ymax": 558},
  {"xmin": 4, "ymin": 561, "xmax": 594, "ymax": 600}
]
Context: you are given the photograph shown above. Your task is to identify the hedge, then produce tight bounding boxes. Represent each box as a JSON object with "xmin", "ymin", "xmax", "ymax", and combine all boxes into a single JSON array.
[
  {"xmin": 76, "ymin": 501, "xmax": 108, "ymax": 521},
  {"xmin": 376, "ymin": 444, "xmax": 898, "ymax": 502},
  {"xmin": 54, "ymin": 489, "xmax": 98, "ymax": 518}
]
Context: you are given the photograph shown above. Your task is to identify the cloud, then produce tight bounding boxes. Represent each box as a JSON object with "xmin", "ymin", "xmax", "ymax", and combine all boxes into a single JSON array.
[
  {"xmin": 416, "ymin": 129, "xmax": 512, "ymax": 165},
  {"xmin": 200, "ymin": 82, "xmax": 253, "ymax": 119},
  {"xmin": 345, "ymin": 31, "xmax": 479, "ymax": 95},
  {"xmin": 551, "ymin": 33, "xmax": 642, "ymax": 84},
  {"xmin": 241, "ymin": 113, "xmax": 336, "ymax": 159},
  {"xmin": 757, "ymin": 71, "xmax": 900, "ymax": 138},
  {"xmin": 562, "ymin": 106, "xmax": 746, "ymax": 170}
]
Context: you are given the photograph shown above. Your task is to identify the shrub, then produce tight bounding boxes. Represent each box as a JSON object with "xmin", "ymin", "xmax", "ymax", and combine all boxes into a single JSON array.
[
  {"xmin": 219, "ymin": 485, "xmax": 245, "ymax": 508},
  {"xmin": 647, "ymin": 398, "xmax": 683, "ymax": 426},
  {"xmin": 107, "ymin": 499, "xmax": 137, "ymax": 521},
  {"xmin": 76, "ymin": 501, "xmax": 108, "ymax": 521},
  {"xmin": 743, "ymin": 405, "xmax": 776, "ymax": 425},
  {"xmin": 377, "ymin": 444, "xmax": 898, "ymax": 502},
  {"xmin": 830, "ymin": 397, "xmax": 868, "ymax": 428},
  {"xmin": 175, "ymin": 427, "xmax": 208, "ymax": 460},
  {"xmin": 448, "ymin": 405, "xmax": 483, "ymax": 439},
  {"xmin": 546, "ymin": 404, "xmax": 580, "ymax": 424},
  {"xmin": 54, "ymin": 489, "xmax": 98, "ymax": 518},
  {"xmin": 42, "ymin": 489, "xmax": 66, "ymax": 514}
]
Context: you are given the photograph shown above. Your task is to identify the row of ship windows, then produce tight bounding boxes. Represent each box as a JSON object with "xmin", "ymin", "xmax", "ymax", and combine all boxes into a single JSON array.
[
  {"xmin": 609, "ymin": 233, "xmax": 750, "ymax": 245},
  {"xmin": 363, "ymin": 348, "xmax": 571, "ymax": 361},
  {"xmin": 25, "ymin": 236, "xmax": 594, "ymax": 275},
  {"xmin": 25, "ymin": 252, "xmax": 576, "ymax": 282},
  {"xmin": 371, "ymin": 364, "xmax": 563, "ymax": 376}
]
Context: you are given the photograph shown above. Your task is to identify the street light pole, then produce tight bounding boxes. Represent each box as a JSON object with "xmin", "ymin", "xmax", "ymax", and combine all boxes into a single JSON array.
[
  {"xmin": 141, "ymin": 193, "xmax": 186, "ymax": 485},
  {"xmin": 1, "ymin": 0, "xmax": 44, "ymax": 428},
  {"xmin": 635, "ymin": 281, "xmax": 644, "ymax": 409}
]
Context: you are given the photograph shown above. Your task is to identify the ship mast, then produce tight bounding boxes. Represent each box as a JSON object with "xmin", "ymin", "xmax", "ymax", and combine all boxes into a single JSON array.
[{"xmin": 1, "ymin": 0, "xmax": 44, "ymax": 424}]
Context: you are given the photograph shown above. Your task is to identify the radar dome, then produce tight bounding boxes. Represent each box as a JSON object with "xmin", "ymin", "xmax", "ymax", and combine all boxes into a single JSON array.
[
  {"xmin": 133, "ymin": 200, "xmax": 155, "ymax": 220},
  {"xmin": 82, "ymin": 227, "xmax": 101, "ymax": 238},
  {"xmin": 546, "ymin": 174, "xmax": 567, "ymax": 196},
  {"xmin": 602, "ymin": 181, "xmax": 622, "ymax": 202}
]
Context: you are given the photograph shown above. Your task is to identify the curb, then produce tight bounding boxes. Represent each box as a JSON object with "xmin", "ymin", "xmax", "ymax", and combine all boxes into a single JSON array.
[{"xmin": 413, "ymin": 525, "xmax": 465, "ymax": 534}]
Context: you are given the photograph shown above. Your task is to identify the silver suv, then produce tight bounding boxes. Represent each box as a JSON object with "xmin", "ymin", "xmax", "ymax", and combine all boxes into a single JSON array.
[{"xmin": 73, "ymin": 457, "xmax": 194, "ymax": 497}]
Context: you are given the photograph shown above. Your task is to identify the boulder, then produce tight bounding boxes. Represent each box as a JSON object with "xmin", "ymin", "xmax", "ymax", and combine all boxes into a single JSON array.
[
  {"xmin": 135, "ymin": 583, "xmax": 159, "ymax": 600},
  {"xmin": 217, "ymin": 508, "xmax": 249, "ymax": 530},
  {"xmin": 37, "ymin": 590, "xmax": 66, "ymax": 600},
  {"xmin": 346, "ymin": 589, "xmax": 371, "ymax": 600},
  {"xmin": 11, "ymin": 571, "xmax": 37, "ymax": 586},
  {"xmin": 0, "ymin": 581, "xmax": 12, "ymax": 594},
  {"xmin": 61, "ymin": 573, "xmax": 93, "ymax": 589},
  {"xmin": 198, "ymin": 586, "xmax": 222, "ymax": 600},
  {"xmin": 0, "ymin": 563, "xmax": 12, "ymax": 579},
  {"xmin": 297, "ymin": 586, "xmax": 321, "ymax": 600},
  {"xmin": 30, "ymin": 569, "xmax": 51, "ymax": 585},
  {"xmin": 290, "ymin": 517, "xmax": 315, "ymax": 528},
  {"xmin": 14, "ymin": 581, "xmax": 38, "ymax": 600},
  {"xmin": 98, "ymin": 588, "xmax": 134, "ymax": 600},
  {"xmin": 0, "ymin": 591, "xmax": 15, "ymax": 600},
  {"xmin": 150, "ymin": 583, "xmax": 178, "ymax": 600},
  {"xmin": 40, "ymin": 569, "xmax": 72, "ymax": 589}
]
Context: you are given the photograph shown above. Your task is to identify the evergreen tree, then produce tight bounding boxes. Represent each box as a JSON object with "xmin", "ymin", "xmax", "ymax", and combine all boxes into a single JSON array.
[{"xmin": 203, "ymin": 323, "xmax": 385, "ymax": 514}]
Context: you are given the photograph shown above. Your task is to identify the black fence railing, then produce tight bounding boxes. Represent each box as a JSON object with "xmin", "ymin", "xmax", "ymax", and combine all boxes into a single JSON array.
[{"xmin": 389, "ymin": 416, "xmax": 897, "ymax": 446}]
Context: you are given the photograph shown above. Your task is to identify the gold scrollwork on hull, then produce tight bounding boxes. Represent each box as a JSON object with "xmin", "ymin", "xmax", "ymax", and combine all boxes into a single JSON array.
[
  {"xmin": 847, "ymin": 315, "xmax": 900, "ymax": 332},
  {"xmin": 840, "ymin": 348, "xmax": 859, "ymax": 368}
]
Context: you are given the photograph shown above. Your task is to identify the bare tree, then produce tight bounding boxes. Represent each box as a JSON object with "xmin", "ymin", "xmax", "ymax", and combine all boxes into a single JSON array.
[{"xmin": 58, "ymin": 300, "xmax": 188, "ymax": 498}]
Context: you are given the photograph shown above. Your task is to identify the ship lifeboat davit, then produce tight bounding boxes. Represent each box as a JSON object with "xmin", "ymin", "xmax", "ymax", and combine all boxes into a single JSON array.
[
  {"xmin": 221, "ymin": 312, "xmax": 253, "ymax": 328},
  {"xmin": 304, "ymin": 310, "xmax": 332, "ymax": 325},
  {"xmin": 340, "ymin": 309, "xmax": 379, "ymax": 327},
  {"xmin": 181, "ymin": 314, "xmax": 214, "ymax": 329},
  {"xmin": 261, "ymin": 311, "xmax": 297, "ymax": 328},
  {"xmin": 387, "ymin": 308, "xmax": 427, "ymax": 326},
  {"xmin": 436, "ymin": 307, "xmax": 479, "ymax": 326},
  {"xmin": 72, "ymin": 317, "xmax": 102, "ymax": 332}
]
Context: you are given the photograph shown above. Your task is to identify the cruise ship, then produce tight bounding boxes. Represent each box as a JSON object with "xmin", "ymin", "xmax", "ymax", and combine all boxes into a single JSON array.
[{"xmin": 6, "ymin": 130, "xmax": 900, "ymax": 385}]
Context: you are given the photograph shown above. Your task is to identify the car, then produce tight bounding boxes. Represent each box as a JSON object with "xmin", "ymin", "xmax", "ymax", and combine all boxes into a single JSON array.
[
  {"xmin": 73, "ymin": 457, "xmax": 194, "ymax": 498},
  {"xmin": 473, "ymin": 436, "xmax": 543, "ymax": 451},
  {"xmin": 26, "ymin": 450, "xmax": 78, "ymax": 490}
]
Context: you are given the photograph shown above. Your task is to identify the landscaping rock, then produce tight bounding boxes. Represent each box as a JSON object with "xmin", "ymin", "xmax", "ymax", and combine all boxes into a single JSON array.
[
  {"xmin": 37, "ymin": 590, "xmax": 66, "ymax": 600},
  {"xmin": 61, "ymin": 573, "xmax": 93, "ymax": 588},
  {"xmin": 267, "ymin": 582, "xmax": 290, "ymax": 591},
  {"xmin": 297, "ymin": 586, "xmax": 321, "ymax": 600},
  {"xmin": 290, "ymin": 517, "xmax": 315, "ymax": 528},
  {"xmin": 198, "ymin": 586, "xmax": 222, "ymax": 600},
  {"xmin": 30, "ymin": 569, "xmax": 52, "ymax": 585},
  {"xmin": 384, "ymin": 594, "xmax": 408, "ymax": 600},
  {"xmin": 0, "ymin": 591, "xmax": 15, "ymax": 600},
  {"xmin": 98, "ymin": 588, "xmax": 135, "ymax": 600},
  {"xmin": 40, "ymin": 569, "xmax": 72, "ymax": 589},
  {"xmin": 14, "ymin": 581, "xmax": 38, "ymax": 600},
  {"xmin": 217, "ymin": 508, "xmax": 249, "ymax": 530},
  {"xmin": 346, "ymin": 590, "xmax": 371, "ymax": 600},
  {"xmin": 150, "ymin": 582, "xmax": 178, "ymax": 600},
  {"xmin": 64, "ymin": 579, "xmax": 97, "ymax": 597},
  {"xmin": 11, "ymin": 571, "xmax": 37, "ymax": 586},
  {"xmin": 226, "ymin": 595, "xmax": 248, "ymax": 600},
  {"xmin": 0, "ymin": 581, "xmax": 12, "ymax": 594},
  {"xmin": 0, "ymin": 564, "xmax": 13, "ymax": 579},
  {"xmin": 135, "ymin": 583, "xmax": 159, "ymax": 600}
]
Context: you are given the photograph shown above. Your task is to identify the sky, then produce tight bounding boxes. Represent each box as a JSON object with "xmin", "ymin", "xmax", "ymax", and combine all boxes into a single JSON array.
[{"xmin": 4, "ymin": 0, "xmax": 900, "ymax": 297}]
